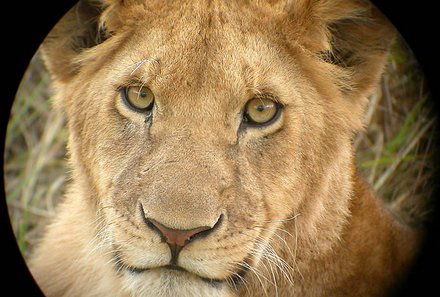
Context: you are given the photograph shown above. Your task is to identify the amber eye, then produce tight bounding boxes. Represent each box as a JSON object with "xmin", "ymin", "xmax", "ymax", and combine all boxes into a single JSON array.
[
  {"xmin": 122, "ymin": 85, "xmax": 155, "ymax": 112},
  {"xmin": 243, "ymin": 97, "xmax": 280, "ymax": 126}
]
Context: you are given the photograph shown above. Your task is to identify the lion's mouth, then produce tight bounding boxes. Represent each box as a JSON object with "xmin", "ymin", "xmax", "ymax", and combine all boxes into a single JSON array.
[
  {"xmin": 112, "ymin": 251, "xmax": 249, "ymax": 288},
  {"xmin": 113, "ymin": 252, "xmax": 226, "ymax": 287}
]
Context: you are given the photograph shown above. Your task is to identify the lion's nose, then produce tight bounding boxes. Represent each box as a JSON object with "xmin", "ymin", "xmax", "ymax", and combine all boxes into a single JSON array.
[
  {"xmin": 143, "ymin": 214, "xmax": 223, "ymax": 264},
  {"xmin": 147, "ymin": 218, "xmax": 213, "ymax": 247}
]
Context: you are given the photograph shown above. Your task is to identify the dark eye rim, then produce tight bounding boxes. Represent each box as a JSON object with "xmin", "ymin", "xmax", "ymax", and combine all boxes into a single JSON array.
[
  {"xmin": 241, "ymin": 98, "xmax": 283, "ymax": 128},
  {"xmin": 120, "ymin": 86, "xmax": 155, "ymax": 113}
]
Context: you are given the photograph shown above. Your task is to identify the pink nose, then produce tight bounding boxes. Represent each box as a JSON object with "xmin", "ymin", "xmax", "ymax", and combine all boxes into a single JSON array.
[
  {"xmin": 148, "ymin": 218, "xmax": 213, "ymax": 247},
  {"xmin": 143, "ymin": 214, "xmax": 223, "ymax": 265}
]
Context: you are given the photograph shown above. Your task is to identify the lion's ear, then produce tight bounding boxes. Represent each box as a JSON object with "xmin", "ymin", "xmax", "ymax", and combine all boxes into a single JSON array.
[
  {"xmin": 284, "ymin": 0, "xmax": 396, "ymax": 98},
  {"xmin": 41, "ymin": 0, "xmax": 148, "ymax": 83},
  {"xmin": 41, "ymin": 1, "xmax": 108, "ymax": 83}
]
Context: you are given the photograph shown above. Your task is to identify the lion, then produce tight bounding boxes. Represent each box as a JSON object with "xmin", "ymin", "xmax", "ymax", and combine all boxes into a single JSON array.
[{"xmin": 29, "ymin": 0, "xmax": 421, "ymax": 296}]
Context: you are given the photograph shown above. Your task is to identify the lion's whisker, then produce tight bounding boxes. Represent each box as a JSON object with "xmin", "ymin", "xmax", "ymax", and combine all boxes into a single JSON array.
[{"xmin": 260, "ymin": 213, "xmax": 301, "ymax": 224}]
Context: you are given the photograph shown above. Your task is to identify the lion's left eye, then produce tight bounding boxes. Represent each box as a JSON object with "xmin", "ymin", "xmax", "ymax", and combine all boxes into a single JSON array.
[
  {"xmin": 243, "ymin": 97, "xmax": 281, "ymax": 126},
  {"xmin": 122, "ymin": 85, "xmax": 155, "ymax": 112}
]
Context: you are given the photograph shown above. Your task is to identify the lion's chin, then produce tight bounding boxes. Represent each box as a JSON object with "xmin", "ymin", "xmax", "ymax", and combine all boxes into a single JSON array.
[{"xmin": 121, "ymin": 267, "xmax": 231, "ymax": 297}]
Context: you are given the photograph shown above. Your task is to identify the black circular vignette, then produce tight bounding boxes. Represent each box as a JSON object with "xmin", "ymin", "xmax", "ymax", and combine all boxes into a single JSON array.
[
  {"xmin": 1, "ymin": 1, "xmax": 439, "ymax": 297},
  {"xmin": 1, "ymin": 1, "xmax": 77, "ymax": 296},
  {"xmin": 371, "ymin": 1, "xmax": 440, "ymax": 297}
]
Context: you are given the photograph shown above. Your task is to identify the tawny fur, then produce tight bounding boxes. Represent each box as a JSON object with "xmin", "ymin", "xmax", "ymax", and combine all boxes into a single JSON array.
[{"xmin": 30, "ymin": 1, "xmax": 420, "ymax": 296}]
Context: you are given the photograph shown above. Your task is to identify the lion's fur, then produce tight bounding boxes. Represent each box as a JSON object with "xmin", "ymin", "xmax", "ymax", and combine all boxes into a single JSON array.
[{"xmin": 30, "ymin": 1, "xmax": 420, "ymax": 296}]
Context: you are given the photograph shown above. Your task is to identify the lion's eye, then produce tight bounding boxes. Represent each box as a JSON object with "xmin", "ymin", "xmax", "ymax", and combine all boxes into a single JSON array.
[
  {"xmin": 122, "ymin": 85, "xmax": 155, "ymax": 112},
  {"xmin": 243, "ymin": 97, "xmax": 280, "ymax": 126}
]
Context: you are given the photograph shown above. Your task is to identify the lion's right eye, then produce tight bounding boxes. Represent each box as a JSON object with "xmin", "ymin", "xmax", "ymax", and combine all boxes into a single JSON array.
[{"xmin": 122, "ymin": 86, "xmax": 155, "ymax": 112}]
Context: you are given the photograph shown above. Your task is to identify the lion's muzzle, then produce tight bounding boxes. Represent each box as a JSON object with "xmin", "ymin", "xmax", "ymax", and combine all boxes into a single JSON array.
[{"xmin": 142, "ymin": 208, "xmax": 223, "ymax": 265}]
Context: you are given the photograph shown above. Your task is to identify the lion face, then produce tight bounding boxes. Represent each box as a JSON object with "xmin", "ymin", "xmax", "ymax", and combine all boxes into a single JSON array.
[
  {"xmin": 41, "ymin": 0, "xmax": 394, "ymax": 295},
  {"xmin": 73, "ymin": 8, "xmax": 307, "ymax": 289}
]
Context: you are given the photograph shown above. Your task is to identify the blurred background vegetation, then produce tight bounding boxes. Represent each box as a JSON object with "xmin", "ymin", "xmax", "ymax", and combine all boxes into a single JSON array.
[{"xmin": 4, "ymin": 36, "xmax": 438, "ymax": 260}]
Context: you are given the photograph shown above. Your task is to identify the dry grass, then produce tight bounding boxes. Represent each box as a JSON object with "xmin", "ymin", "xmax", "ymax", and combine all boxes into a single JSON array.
[
  {"xmin": 5, "ymin": 55, "xmax": 68, "ymax": 258},
  {"xmin": 3, "ymin": 37, "xmax": 437, "ymax": 260},
  {"xmin": 354, "ymin": 40, "xmax": 437, "ymax": 227}
]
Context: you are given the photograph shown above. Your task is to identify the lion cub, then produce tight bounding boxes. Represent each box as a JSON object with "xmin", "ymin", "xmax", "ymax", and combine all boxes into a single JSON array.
[{"xmin": 30, "ymin": 1, "xmax": 420, "ymax": 296}]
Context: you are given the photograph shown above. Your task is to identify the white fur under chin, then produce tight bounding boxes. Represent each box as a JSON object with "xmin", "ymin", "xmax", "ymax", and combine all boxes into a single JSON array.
[{"xmin": 122, "ymin": 269, "xmax": 233, "ymax": 297}]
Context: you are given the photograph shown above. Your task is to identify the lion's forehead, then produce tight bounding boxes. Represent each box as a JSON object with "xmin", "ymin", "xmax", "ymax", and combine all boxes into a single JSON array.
[{"xmin": 104, "ymin": 2, "xmax": 294, "ymax": 104}]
